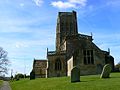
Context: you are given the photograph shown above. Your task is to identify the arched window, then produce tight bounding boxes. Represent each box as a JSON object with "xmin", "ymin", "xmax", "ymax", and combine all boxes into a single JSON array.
[{"xmin": 55, "ymin": 59, "xmax": 62, "ymax": 71}]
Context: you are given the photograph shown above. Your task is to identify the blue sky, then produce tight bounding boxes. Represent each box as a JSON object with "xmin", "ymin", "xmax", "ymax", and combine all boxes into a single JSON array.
[{"xmin": 0, "ymin": 0, "xmax": 120, "ymax": 76}]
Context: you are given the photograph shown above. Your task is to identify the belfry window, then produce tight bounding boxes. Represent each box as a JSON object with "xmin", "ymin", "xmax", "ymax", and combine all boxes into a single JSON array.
[
  {"xmin": 55, "ymin": 59, "xmax": 62, "ymax": 71},
  {"xmin": 83, "ymin": 50, "xmax": 94, "ymax": 65}
]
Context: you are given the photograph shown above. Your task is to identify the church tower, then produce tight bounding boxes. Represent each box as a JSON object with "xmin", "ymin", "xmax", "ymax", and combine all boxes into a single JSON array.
[{"xmin": 56, "ymin": 11, "xmax": 78, "ymax": 51}]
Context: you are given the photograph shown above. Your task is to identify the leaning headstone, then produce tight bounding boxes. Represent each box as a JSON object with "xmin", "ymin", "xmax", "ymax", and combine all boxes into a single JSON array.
[
  {"xmin": 71, "ymin": 66, "xmax": 80, "ymax": 82},
  {"xmin": 30, "ymin": 70, "xmax": 35, "ymax": 80},
  {"xmin": 100, "ymin": 64, "xmax": 112, "ymax": 78}
]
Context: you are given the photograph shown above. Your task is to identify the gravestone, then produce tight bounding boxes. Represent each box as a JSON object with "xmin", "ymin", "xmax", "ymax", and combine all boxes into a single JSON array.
[
  {"xmin": 100, "ymin": 64, "xmax": 112, "ymax": 78},
  {"xmin": 71, "ymin": 66, "xmax": 80, "ymax": 82}
]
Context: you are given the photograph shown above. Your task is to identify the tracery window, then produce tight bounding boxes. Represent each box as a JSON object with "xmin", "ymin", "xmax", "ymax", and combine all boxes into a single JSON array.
[
  {"xmin": 83, "ymin": 50, "xmax": 94, "ymax": 65},
  {"xmin": 55, "ymin": 59, "xmax": 62, "ymax": 71}
]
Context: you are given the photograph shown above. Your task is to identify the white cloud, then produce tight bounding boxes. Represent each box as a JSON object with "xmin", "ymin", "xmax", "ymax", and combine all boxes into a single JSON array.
[
  {"xmin": 0, "ymin": 28, "xmax": 32, "ymax": 33},
  {"xmin": 20, "ymin": 3, "xmax": 24, "ymax": 7},
  {"xmin": 69, "ymin": 0, "xmax": 87, "ymax": 6},
  {"xmin": 9, "ymin": 58, "xmax": 33, "ymax": 76},
  {"xmin": 15, "ymin": 42, "xmax": 28, "ymax": 48},
  {"xmin": 106, "ymin": 0, "xmax": 120, "ymax": 6},
  {"xmin": 51, "ymin": 0, "xmax": 87, "ymax": 9},
  {"xmin": 51, "ymin": 1, "xmax": 76, "ymax": 9},
  {"xmin": 33, "ymin": 0, "xmax": 43, "ymax": 6},
  {"xmin": 51, "ymin": 1, "xmax": 76, "ymax": 8}
]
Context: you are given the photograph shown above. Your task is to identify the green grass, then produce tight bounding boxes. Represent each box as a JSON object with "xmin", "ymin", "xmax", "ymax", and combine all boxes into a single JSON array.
[
  {"xmin": 0, "ymin": 80, "xmax": 3, "ymax": 88},
  {"xmin": 10, "ymin": 73, "xmax": 120, "ymax": 90}
]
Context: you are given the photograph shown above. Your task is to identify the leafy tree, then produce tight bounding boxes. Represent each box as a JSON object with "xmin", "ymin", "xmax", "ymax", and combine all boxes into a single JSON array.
[
  {"xmin": 115, "ymin": 62, "xmax": 120, "ymax": 71},
  {"xmin": 14, "ymin": 73, "xmax": 30, "ymax": 80},
  {"xmin": 15, "ymin": 73, "xmax": 24, "ymax": 79},
  {"xmin": 0, "ymin": 47, "xmax": 9, "ymax": 75}
]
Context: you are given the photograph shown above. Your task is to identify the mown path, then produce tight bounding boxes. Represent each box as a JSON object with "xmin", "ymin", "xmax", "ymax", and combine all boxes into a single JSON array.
[{"xmin": 0, "ymin": 81, "xmax": 11, "ymax": 90}]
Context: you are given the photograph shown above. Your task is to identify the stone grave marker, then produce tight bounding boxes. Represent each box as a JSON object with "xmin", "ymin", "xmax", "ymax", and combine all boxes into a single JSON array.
[
  {"xmin": 71, "ymin": 66, "xmax": 80, "ymax": 82},
  {"xmin": 100, "ymin": 64, "xmax": 112, "ymax": 78}
]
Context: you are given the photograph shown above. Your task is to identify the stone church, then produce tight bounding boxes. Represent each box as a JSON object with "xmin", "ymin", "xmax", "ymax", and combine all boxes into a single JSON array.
[{"xmin": 32, "ymin": 11, "xmax": 114, "ymax": 78}]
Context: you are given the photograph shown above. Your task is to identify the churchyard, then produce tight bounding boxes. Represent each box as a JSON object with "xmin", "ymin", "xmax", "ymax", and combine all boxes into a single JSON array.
[{"xmin": 10, "ymin": 72, "xmax": 120, "ymax": 90}]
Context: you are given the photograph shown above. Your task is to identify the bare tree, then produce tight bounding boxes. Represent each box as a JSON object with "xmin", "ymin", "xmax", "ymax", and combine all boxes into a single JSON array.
[{"xmin": 0, "ymin": 47, "xmax": 9, "ymax": 75}]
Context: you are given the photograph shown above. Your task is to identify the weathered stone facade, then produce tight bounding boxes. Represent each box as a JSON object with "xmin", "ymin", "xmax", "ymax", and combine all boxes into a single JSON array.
[
  {"xmin": 32, "ymin": 11, "xmax": 114, "ymax": 78},
  {"xmin": 33, "ymin": 59, "xmax": 47, "ymax": 78},
  {"xmin": 47, "ymin": 11, "xmax": 114, "ymax": 77},
  {"xmin": 47, "ymin": 51, "xmax": 67, "ymax": 77}
]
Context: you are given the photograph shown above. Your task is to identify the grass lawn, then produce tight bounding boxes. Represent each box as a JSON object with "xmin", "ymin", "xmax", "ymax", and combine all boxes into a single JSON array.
[
  {"xmin": 10, "ymin": 72, "xmax": 120, "ymax": 90},
  {"xmin": 0, "ymin": 80, "xmax": 3, "ymax": 87}
]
